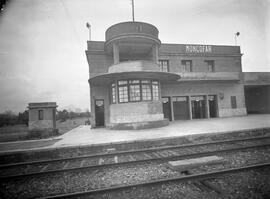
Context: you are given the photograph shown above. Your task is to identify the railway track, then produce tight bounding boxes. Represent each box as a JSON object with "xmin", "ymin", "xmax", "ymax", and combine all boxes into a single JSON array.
[
  {"xmin": 36, "ymin": 162, "xmax": 270, "ymax": 199},
  {"xmin": 1, "ymin": 135, "xmax": 270, "ymax": 180}
]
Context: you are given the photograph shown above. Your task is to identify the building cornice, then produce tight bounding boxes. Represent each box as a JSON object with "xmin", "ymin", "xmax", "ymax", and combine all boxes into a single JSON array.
[{"xmin": 159, "ymin": 52, "xmax": 243, "ymax": 57}]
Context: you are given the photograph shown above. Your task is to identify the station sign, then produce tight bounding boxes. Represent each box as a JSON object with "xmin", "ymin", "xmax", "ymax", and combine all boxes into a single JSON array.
[{"xmin": 186, "ymin": 45, "xmax": 212, "ymax": 53}]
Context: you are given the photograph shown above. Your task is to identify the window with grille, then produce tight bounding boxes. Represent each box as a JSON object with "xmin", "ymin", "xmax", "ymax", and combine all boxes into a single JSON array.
[
  {"xmin": 152, "ymin": 81, "xmax": 159, "ymax": 101},
  {"xmin": 129, "ymin": 80, "xmax": 141, "ymax": 102},
  {"xmin": 141, "ymin": 84, "xmax": 151, "ymax": 101},
  {"xmin": 115, "ymin": 80, "xmax": 160, "ymax": 103},
  {"xmin": 118, "ymin": 80, "xmax": 128, "ymax": 103},
  {"xmin": 181, "ymin": 60, "xmax": 192, "ymax": 72},
  {"xmin": 158, "ymin": 60, "xmax": 169, "ymax": 72},
  {"xmin": 205, "ymin": 60, "xmax": 215, "ymax": 72}
]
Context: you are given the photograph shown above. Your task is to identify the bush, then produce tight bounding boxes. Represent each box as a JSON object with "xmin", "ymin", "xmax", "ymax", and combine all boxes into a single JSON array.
[{"xmin": 0, "ymin": 110, "xmax": 29, "ymax": 127}]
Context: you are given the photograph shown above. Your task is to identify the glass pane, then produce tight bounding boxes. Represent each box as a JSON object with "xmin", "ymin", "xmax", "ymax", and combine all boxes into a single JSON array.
[
  {"xmin": 118, "ymin": 86, "xmax": 128, "ymax": 102},
  {"xmin": 129, "ymin": 80, "xmax": 140, "ymax": 84},
  {"xmin": 152, "ymin": 85, "xmax": 159, "ymax": 100},
  {"xmin": 163, "ymin": 65, "xmax": 168, "ymax": 72},
  {"xmin": 129, "ymin": 84, "xmax": 141, "ymax": 101},
  {"xmin": 142, "ymin": 84, "xmax": 152, "ymax": 100},
  {"xmin": 118, "ymin": 80, "xmax": 127, "ymax": 85},
  {"xmin": 112, "ymin": 87, "xmax": 116, "ymax": 103},
  {"xmin": 191, "ymin": 96, "xmax": 204, "ymax": 101},
  {"xmin": 208, "ymin": 95, "xmax": 215, "ymax": 101},
  {"xmin": 172, "ymin": 96, "xmax": 187, "ymax": 102},
  {"xmin": 141, "ymin": 80, "xmax": 150, "ymax": 84},
  {"xmin": 162, "ymin": 97, "xmax": 169, "ymax": 103},
  {"xmin": 163, "ymin": 61, "xmax": 168, "ymax": 67}
]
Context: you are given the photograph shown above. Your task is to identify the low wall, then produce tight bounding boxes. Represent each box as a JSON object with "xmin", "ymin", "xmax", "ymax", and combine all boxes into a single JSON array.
[
  {"xmin": 110, "ymin": 101, "xmax": 163, "ymax": 123},
  {"xmin": 29, "ymin": 120, "xmax": 54, "ymax": 130},
  {"xmin": 219, "ymin": 108, "xmax": 247, "ymax": 117}
]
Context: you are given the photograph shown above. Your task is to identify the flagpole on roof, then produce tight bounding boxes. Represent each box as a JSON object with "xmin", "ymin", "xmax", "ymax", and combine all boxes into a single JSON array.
[{"xmin": 235, "ymin": 32, "xmax": 240, "ymax": 45}]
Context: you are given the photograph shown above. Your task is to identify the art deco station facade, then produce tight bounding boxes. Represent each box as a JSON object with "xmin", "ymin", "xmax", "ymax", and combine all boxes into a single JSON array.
[{"xmin": 86, "ymin": 21, "xmax": 270, "ymax": 130}]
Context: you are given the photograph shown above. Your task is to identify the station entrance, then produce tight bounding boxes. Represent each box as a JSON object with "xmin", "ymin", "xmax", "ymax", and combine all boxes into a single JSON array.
[
  {"xmin": 208, "ymin": 95, "xmax": 218, "ymax": 118},
  {"xmin": 162, "ymin": 95, "xmax": 218, "ymax": 121},
  {"xmin": 162, "ymin": 97, "xmax": 172, "ymax": 121},
  {"xmin": 244, "ymin": 85, "xmax": 270, "ymax": 114},
  {"xmin": 172, "ymin": 96, "xmax": 189, "ymax": 120},
  {"xmin": 95, "ymin": 99, "xmax": 105, "ymax": 127},
  {"xmin": 191, "ymin": 96, "xmax": 206, "ymax": 119}
]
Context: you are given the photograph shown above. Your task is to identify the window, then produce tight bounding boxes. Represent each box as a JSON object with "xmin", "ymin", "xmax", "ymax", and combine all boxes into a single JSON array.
[
  {"xmin": 118, "ymin": 80, "xmax": 128, "ymax": 103},
  {"xmin": 129, "ymin": 80, "xmax": 141, "ymax": 102},
  {"xmin": 115, "ymin": 80, "xmax": 160, "ymax": 103},
  {"xmin": 111, "ymin": 83, "xmax": 116, "ymax": 103},
  {"xmin": 231, "ymin": 96, "xmax": 237, "ymax": 109},
  {"xmin": 38, "ymin": 110, "xmax": 44, "ymax": 120},
  {"xmin": 158, "ymin": 60, "xmax": 169, "ymax": 72},
  {"xmin": 152, "ymin": 81, "xmax": 159, "ymax": 101},
  {"xmin": 172, "ymin": 96, "xmax": 188, "ymax": 102},
  {"xmin": 142, "ymin": 84, "xmax": 152, "ymax": 101},
  {"xmin": 205, "ymin": 60, "xmax": 215, "ymax": 72},
  {"xmin": 181, "ymin": 60, "xmax": 192, "ymax": 72}
]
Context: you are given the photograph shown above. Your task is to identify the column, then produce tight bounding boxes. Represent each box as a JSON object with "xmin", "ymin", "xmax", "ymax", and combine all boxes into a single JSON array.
[
  {"xmin": 113, "ymin": 43, "xmax": 119, "ymax": 64},
  {"xmin": 205, "ymin": 95, "xmax": 210, "ymax": 118},
  {"xmin": 188, "ymin": 96, "xmax": 192, "ymax": 120},
  {"xmin": 170, "ymin": 96, "xmax": 175, "ymax": 121},
  {"xmin": 152, "ymin": 44, "xmax": 159, "ymax": 64}
]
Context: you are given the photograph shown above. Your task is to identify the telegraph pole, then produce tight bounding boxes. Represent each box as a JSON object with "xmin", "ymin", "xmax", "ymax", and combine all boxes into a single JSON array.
[{"xmin": 131, "ymin": 0, "xmax": 135, "ymax": 21}]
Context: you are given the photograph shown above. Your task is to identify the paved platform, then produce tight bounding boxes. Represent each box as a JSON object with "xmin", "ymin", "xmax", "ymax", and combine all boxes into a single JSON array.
[
  {"xmin": 53, "ymin": 114, "xmax": 270, "ymax": 147},
  {"xmin": 1, "ymin": 114, "xmax": 270, "ymax": 153}
]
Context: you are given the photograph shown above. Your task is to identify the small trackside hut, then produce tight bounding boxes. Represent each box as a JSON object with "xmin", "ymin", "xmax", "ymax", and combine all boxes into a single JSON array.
[{"xmin": 28, "ymin": 102, "xmax": 58, "ymax": 135}]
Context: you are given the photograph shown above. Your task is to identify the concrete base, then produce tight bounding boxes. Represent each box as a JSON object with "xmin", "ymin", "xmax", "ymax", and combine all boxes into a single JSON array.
[
  {"xmin": 168, "ymin": 156, "xmax": 224, "ymax": 171},
  {"xmin": 107, "ymin": 119, "xmax": 169, "ymax": 130},
  {"xmin": 28, "ymin": 128, "xmax": 59, "ymax": 139}
]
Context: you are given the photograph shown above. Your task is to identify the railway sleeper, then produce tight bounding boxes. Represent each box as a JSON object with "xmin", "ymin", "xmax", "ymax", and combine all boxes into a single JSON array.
[{"xmin": 168, "ymin": 155, "xmax": 224, "ymax": 171}]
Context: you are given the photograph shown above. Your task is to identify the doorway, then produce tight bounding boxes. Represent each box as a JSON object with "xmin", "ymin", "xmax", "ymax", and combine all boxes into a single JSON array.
[
  {"xmin": 244, "ymin": 85, "xmax": 270, "ymax": 114},
  {"xmin": 172, "ymin": 96, "xmax": 189, "ymax": 120},
  {"xmin": 208, "ymin": 95, "xmax": 217, "ymax": 118},
  {"xmin": 95, "ymin": 99, "xmax": 105, "ymax": 127},
  {"xmin": 191, "ymin": 96, "xmax": 206, "ymax": 119},
  {"xmin": 162, "ymin": 97, "xmax": 172, "ymax": 121}
]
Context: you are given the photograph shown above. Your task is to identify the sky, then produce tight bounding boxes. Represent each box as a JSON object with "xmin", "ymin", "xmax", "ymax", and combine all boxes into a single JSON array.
[{"xmin": 0, "ymin": 0, "xmax": 269, "ymax": 113}]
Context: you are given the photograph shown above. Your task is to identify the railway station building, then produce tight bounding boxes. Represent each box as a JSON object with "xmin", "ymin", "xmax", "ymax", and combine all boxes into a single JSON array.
[{"xmin": 86, "ymin": 21, "xmax": 270, "ymax": 130}]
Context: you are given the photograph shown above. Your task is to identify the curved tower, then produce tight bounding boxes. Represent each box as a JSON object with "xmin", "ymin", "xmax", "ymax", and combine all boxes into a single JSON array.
[{"xmin": 86, "ymin": 21, "xmax": 180, "ymax": 129}]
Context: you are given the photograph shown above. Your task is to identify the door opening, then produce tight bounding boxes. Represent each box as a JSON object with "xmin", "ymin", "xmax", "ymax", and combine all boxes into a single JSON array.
[
  {"xmin": 191, "ymin": 96, "xmax": 206, "ymax": 119},
  {"xmin": 172, "ymin": 96, "xmax": 189, "ymax": 120},
  {"xmin": 162, "ymin": 97, "xmax": 172, "ymax": 121},
  {"xmin": 95, "ymin": 99, "xmax": 105, "ymax": 127},
  {"xmin": 208, "ymin": 95, "xmax": 217, "ymax": 118}
]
